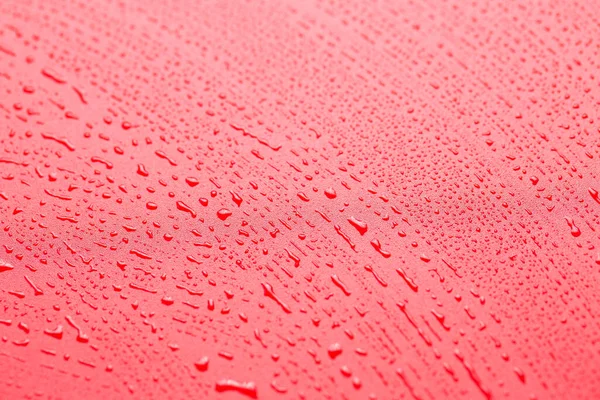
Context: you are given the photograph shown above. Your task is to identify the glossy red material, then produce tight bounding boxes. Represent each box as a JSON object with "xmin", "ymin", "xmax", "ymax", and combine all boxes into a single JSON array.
[{"xmin": 1, "ymin": 0, "xmax": 599, "ymax": 399}]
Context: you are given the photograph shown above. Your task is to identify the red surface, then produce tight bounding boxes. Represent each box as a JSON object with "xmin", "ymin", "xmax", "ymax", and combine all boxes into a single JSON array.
[{"xmin": 1, "ymin": 0, "xmax": 600, "ymax": 399}]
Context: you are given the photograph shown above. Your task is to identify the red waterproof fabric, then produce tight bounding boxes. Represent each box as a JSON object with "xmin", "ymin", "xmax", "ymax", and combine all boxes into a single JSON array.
[{"xmin": 1, "ymin": 0, "xmax": 599, "ymax": 399}]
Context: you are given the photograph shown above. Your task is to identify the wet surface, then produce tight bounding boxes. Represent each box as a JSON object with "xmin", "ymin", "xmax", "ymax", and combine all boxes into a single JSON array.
[{"xmin": 1, "ymin": 0, "xmax": 600, "ymax": 399}]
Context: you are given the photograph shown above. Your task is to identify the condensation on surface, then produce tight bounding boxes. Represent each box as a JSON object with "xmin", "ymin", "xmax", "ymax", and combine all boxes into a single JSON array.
[{"xmin": 0, "ymin": 0, "xmax": 599, "ymax": 399}]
